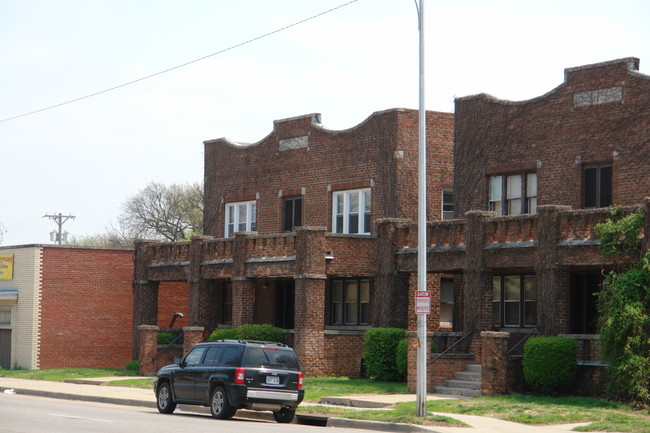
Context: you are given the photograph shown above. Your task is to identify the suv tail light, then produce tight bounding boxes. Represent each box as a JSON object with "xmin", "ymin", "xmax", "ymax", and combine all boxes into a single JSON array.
[
  {"xmin": 298, "ymin": 372, "xmax": 303, "ymax": 389},
  {"xmin": 235, "ymin": 367, "xmax": 245, "ymax": 384}
]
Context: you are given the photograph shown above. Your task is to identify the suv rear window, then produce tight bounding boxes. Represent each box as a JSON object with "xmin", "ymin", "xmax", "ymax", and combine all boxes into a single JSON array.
[{"xmin": 243, "ymin": 347, "xmax": 299, "ymax": 370}]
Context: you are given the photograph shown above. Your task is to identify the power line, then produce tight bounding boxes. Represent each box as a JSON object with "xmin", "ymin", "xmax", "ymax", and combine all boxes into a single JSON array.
[{"xmin": 0, "ymin": 0, "xmax": 359, "ymax": 124}]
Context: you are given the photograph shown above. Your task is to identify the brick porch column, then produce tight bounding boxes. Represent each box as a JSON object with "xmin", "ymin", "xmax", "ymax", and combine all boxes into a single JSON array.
[
  {"xmin": 231, "ymin": 277, "xmax": 255, "ymax": 326},
  {"xmin": 535, "ymin": 205, "xmax": 572, "ymax": 335},
  {"xmin": 463, "ymin": 211, "xmax": 494, "ymax": 334},
  {"xmin": 183, "ymin": 326, "xmax": 205, "ymax": 355},
  {"xmin": 188, "ymin": 236, "xmax": 218, "ymax": 337},
  {"xmin": 138, "ymin": 325, "xmax": 159, "ymax": 375},
  {"xmin": 133, "ymin": 240, "xmax": 159, "ymax": 360},
  {"xmin": 293, "ymin": 227, "xmax": 327, "ymax": 376},
  {"xmin": 231, "ymin": 231, "xmax": 255, "ymax": 327},
  {"xmin": 480, "ymin": 331, "xmax": 509, "ymax": 395},
  {"xmin": 375, "ymin": 218, "xmax": 410, "ymax": 328}
]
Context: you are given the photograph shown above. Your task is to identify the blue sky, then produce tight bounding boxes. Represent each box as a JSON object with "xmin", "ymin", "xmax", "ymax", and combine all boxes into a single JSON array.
[{"xmin": 1, "ymin": 0, "xmax": 649, "ymax": 246}]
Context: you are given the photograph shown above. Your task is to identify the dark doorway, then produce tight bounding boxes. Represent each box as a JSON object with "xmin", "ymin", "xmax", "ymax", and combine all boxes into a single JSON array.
[
  {"xmin": 275, "ymin": 280, "xmax": 295, "ymax": 329},
  {"xmin": 570, "ymin": 272, "xmax": 601, "ymax": 334},
  {"xmin": 0, "ymin": 329, "xmax": 10, "ymax": 369}
]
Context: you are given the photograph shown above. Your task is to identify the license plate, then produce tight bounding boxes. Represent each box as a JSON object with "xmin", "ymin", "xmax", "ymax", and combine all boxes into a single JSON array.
[{"xmin": 266, "ymin": 376, "xmax": 280, "ymax": 385}]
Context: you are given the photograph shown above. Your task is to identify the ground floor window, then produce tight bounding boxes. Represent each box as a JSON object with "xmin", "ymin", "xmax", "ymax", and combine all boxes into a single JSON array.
[
  {"xmin": 440, "ymin": 278, "xmax": 454, "ymax": 327},
  {"xmin": 493, "ymin": 275, "xmax": 536, "ymax": 327},
  {"xmin": 331, "ymin": 278, "xmax": 370, "ymax": 325},
  {"xmin": 0, "ymin": 307, "xmax": 11, "ymax": 327}
]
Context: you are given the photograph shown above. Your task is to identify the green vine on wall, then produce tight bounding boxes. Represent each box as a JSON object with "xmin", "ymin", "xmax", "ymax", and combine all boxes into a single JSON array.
[{"xmin": 594, "ymin": 209, "xmax": 649, "ymax": 407}]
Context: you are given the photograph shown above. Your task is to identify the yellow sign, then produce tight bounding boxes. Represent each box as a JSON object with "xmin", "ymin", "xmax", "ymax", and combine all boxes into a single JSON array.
[{"xmin": 0, "ymin": 254, "xmax": 14, "ymax": 280}]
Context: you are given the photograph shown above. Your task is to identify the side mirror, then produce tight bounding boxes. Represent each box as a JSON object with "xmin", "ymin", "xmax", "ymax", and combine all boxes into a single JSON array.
[{"xmin": 173, "ymin": 356, "xmax": 181, "ymax": 365}]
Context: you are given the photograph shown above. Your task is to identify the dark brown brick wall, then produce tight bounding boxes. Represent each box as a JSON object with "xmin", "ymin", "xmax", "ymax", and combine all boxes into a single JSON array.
[
  {"xmin": 455, "ymin": 58, "xmax": 650, "ymax": 216},
  {"xmin": 204, "ymin": 109, "xmax": 454, "ymax": 237},
  {"xmin": 40, "ymin": 247, "xmax": 133, "ymax": 369}
]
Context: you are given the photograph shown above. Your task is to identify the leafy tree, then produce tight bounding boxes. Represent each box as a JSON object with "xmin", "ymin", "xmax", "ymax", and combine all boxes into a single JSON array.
[
  {"xmin": 594, "ymin": 209, "xmax": 650, "ymax": 406},
  {"xmin": 118, "ymin": 182, "xmax": 203, "ymax": 242}
]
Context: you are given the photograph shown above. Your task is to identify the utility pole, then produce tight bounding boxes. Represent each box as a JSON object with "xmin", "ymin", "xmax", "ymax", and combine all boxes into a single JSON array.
[
  {"xmin": 43, "ymin": 213, "xmax": 75, "ymax": 245},
  {"xmin": 415, "ymin": 0, "xmax": 428, "ymax": 417}
]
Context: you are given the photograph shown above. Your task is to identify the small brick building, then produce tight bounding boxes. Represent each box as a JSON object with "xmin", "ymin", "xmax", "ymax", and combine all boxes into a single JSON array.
[
  {"xmin": 133, "ymin": 108, "xmax": 455, "ymax": 376},
  {"xmin": 0, "ymin": 245, "xmax": 135, "ymax": 369}
]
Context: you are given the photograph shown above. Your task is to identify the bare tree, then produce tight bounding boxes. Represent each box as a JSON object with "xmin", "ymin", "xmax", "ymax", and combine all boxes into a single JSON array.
[{"xmin": 119, "ymin": 182, "xmax": 203, "ymax": 242}]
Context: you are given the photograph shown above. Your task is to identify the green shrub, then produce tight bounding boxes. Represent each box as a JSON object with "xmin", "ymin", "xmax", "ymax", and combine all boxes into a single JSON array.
[
  {"xmin": 363, "ymin": 328, "xmax": 406, "ymax": 382},
  {"xmin": 209, "ymin": 327, "xmax": 243, "ymax": 342},
  {"xmin": 209, "ymin": 324, "xmax": 284, "ymax": 343},
  {"xmin": 523, "ymin": 336, "xmax": 577, "ymax": 395},
  {"xmin": 157, "ymin": 332, "xmax": 174, "ymax": 345},
  {"xmin": 396, "ymin": 338, "xmax": 408, "ymax": 376},
  {"xmin": 239, "ymin": 324, "xmax": 284, "ymax": 342},
  {"xmin": 125, "ymin": 360, "xmax": 140, "ymax": 372}
]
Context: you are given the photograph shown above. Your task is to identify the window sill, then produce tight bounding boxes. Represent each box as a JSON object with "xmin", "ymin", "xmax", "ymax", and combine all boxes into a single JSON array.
[
  {"xmin": 492, "ymin": 326, "xmax": 536, "ymax": 333},
  {"xmin": 324, "ymin": 325, "xmax": 371, "ymax": 335}
]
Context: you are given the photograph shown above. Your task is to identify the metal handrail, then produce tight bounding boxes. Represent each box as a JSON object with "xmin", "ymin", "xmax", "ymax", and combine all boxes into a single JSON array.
[
  {"xmin": 506, "ymin": 327, "xmax": 537, "ymax": 356},
  {"xmin": 427, "ymin": 328, "xmax": 476, "ymax": 365},
  {"xmin": 152, "ymin": 331, "xmax": 184, "ymax": 362}
]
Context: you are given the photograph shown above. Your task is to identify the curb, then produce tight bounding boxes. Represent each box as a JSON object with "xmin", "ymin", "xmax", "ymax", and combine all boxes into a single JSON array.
[
  {"xmin": 1, "ymin": 386, "xmax": 441, "ymax": 431},
  {"xmin": 1, "ymin": 386, "xmax": 157, "ymax": 409}
]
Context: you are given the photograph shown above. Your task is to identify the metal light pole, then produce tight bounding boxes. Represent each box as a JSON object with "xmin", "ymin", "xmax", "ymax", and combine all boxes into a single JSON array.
[{"xmin": 415, "ymin": 0, "xmax": 427, "ymax": 418}]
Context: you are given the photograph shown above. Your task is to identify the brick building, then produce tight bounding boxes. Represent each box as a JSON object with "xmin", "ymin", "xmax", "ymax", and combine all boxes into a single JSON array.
[
  {"xmin": 133, "ymin": 108, "xmax": 455, "ymax": 376},
  {"xmin": 0, "ymin": 245, "xmax": 136, "ymax": 370},
  {"xmin": 398, "ymin": 57, "xmax": 650, "ymax": 395},
  {"xmin": 134, "ymin": 58, "xmax": 648, "ymax": 396}
]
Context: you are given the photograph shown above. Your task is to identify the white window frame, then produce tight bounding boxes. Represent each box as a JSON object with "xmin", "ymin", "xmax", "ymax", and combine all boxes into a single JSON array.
[
  {"xmin": 0, "ymin": 307, "xmax": 11, "ymax": 329},
  {"xmin": 225, "ymin": 200, "xmax": 257, "ymax": 237},
  {"xmin": 332, "ymin": 188, "xmax": 371, "ymax": 234},
  {"xmin": 489, "ymin": 173, "xmax": 537, "ymax": 216},
  {"xmin": 442, "ymin": 189, "xmax": 454, "ymax": 220}
]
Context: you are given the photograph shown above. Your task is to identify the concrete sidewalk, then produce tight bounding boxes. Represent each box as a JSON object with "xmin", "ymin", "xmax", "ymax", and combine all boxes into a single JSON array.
[{"xmin": 0, "ymin": 377, "xmax": 591, "ymax": 432}]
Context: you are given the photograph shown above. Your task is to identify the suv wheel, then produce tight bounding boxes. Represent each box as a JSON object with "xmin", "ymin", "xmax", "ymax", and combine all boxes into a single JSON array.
[
  {"xmin": 273, "ymin": 408, "xmax": 296, "ymax": 423},
  {"xmin": 156, "ymin": 382, "xmax": 176, "ymax": 414},
  {"xmin": 210, "ymin": 386, "xmax": 236, "ymax": 419}
]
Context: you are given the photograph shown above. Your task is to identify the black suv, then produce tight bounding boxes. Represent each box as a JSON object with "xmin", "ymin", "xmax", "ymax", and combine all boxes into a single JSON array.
[{"xmin": 154, "ymin": 340, "xmax": 304, "ymax": 423}]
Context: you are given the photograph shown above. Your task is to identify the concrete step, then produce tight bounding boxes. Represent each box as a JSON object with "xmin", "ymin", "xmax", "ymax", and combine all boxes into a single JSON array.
[
  {"xmin": 464, "ymin": 364, "xmax": 482, "ymax": 374},
  {"xmin": 431, "ymin": 386, "xmax": 481, "ymax": 398},
  {"xmin": 453, "ymin": 371, "xmax": 481, "ymax": 381},
  {"xmin": 445, "ymin": 379, "xmax": 481, "ymax": 390}
]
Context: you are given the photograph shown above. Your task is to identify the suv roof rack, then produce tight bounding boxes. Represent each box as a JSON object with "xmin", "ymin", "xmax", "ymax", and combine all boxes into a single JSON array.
[{"xmin": 214, "ymin": 339, "xmax": 288, "ymax": 347}]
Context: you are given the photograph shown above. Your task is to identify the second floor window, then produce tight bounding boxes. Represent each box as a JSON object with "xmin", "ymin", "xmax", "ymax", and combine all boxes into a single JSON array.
[
  {"xmin": 284, "ymin": 196, "xmax": 302, "ymax": 232},
  {"xmin": 332, "ymin": 189, "xmax": 371, "ymax": 234},
  {"xmin": 225, "ymin": 201, "xmax": 256, "ymax": 237},
  {"xmin": 489, "ymin": 173, "xmax": 537, "ymax": 216},
  {"xmin": 442, "ymin": 190, "xmax": 454, "ymax": 220},
  {"xmin": 583, "ymin": 164, "xmax": 612, "ymax": 208}
]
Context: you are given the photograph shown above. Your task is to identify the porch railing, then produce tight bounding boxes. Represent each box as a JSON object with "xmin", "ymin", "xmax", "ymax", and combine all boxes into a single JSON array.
[
  {"xmin": 428, "ymin": 328, "xmax": 476, "ymax": 365},
  {"xmin": 507, "ymin": 327, "xmax": 537, "ymax": 356},
  {"xmin": 152, "ymin": 331, "xmax": 184, "ymax": 362}
]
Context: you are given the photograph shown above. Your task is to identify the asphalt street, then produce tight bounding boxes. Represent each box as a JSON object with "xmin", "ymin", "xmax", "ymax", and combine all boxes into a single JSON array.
[{"xmin": 0, "ymin": 393, "xmax": 381, "ymax": 433}]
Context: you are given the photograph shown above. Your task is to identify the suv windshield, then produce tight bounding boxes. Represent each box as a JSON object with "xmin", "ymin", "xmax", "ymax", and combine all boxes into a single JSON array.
[{"xmin": 243, "ymin": 347, "xmax": 299, "ymax": 370}]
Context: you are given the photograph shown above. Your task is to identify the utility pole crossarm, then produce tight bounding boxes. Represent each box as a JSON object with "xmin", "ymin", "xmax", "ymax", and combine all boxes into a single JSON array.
[{"xmin": 43, "ymin": 213, "xmax": 76, "ymax": 245}]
